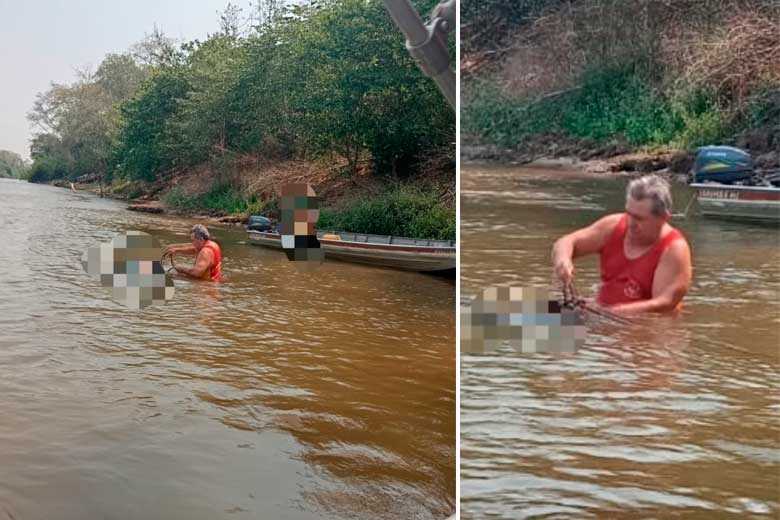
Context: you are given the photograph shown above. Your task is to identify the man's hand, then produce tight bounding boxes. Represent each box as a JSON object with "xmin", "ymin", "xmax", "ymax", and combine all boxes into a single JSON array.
[
  {"xmin": 170, "ymin": 247, "xmax": 213, "ymax": 279},
  {"xmin": 551, "ymin": 213, "xmax": 622, "ymax": 287},
  {"xmin": 553, "ymin": 257, "xmax": 575, "ymax": 285}
]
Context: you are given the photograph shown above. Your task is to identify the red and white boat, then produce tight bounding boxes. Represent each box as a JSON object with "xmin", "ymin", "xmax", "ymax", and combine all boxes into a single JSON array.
[
  {"xmin": 690, "ymin": 146, "xmax": 779, "ymax": 223},
  {"xmin": 690, "ymin": 183, "xmax": 780, "ymax": 223}
]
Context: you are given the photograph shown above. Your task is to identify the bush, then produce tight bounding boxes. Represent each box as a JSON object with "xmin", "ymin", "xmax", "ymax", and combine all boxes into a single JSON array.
[
  {"xmin": 560, "ymin": 67, "xmax": 679, "ymax": 145},
  {"xmin": 317, "ymin": 186, "xmax": 455, "ymax": 240},
  {"xmin": 163, "ymin": 183, "xmax": 262, "ymax": 216},
  {"xmin": 462, "ymin": 0, "xmax": 779, "ymax": 152},
  {"xmin": 464, "ymin": 66, "xmax": 680, "ymax": 146},
  {"xmin": 27, "ymin": 156, "xmax": 69, "ymax": 183},
  {"xmin": 463, "ymin": 65, "xmax": 748, "ymax": 149}
]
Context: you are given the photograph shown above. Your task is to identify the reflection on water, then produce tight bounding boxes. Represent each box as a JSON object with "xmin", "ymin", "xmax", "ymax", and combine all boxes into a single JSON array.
[
  {"xmin": 461, "ymin": 164, "xmax": 780, "ymax": 519},
  {"xmin": 0, "ymin": 179, "xmax": 455, "ymax": 519}
]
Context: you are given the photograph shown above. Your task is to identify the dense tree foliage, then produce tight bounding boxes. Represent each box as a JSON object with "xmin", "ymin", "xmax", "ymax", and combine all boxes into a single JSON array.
[
  {"xmin": 27, "ymin": 55, "xmax": 147, "ymax": 183},
  {"xmin": 28, "ymin": 0, "xmax": 453, "ymax": 184},
  {"xmin": 0, "ymin": 150, "xmax": 27, "ymax": 178}
]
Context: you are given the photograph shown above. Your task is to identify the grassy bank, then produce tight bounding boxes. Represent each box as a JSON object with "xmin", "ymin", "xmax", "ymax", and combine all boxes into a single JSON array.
[
  {"xmin": 465, "ymin": 66, "xmax": 779, "ymax": 149},
  {"xmin": 163, "ymin": 183, "xmax": 264, "ymax": 216},
  {"xmin": 114, "ymin": 155, "xmax": 456, "ymax": 241},
  {"xmin": 462, "ymin": 1, "xmax": 779, "ymax": 162},
  {"xmin": 160, "ymin": 181, "xmax": 454, "ymax": 240},
  {"xmin": 318, "ymin": 186, "xmax": 455, "ymax": 241}
]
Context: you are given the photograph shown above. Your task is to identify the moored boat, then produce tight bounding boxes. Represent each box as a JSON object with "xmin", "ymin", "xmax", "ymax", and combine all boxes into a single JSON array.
[
  {"xmin": 247, "ymin": 229, "xmax": 456, "ymax": 273},
  {"xmin": 690, "ymin": 182, "xmax": 780, "ymax": 222},
  {"xmin": 689, "ymin": 146, "xmax": 780, "ymax": 223}
]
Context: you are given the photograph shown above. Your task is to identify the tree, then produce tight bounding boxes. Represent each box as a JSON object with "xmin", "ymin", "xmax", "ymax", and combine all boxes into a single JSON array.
[
  {"xmin": 113, "ymin": 67, "xmax": 191, "ymax": 181},
  {"xmin": 95, "ymin": 53, "xmax": 147, "ymax": 102},
  {"xmin": 0, "ymin": 150, "xmax": 27, "ymax": 178},
  {"xmin": 252, "ymin": 0, "xmax": 283, "ymax": 31},
  {"xmin": 285, "ymin": 0, "xmax": 453, "ymax": 175},
  {"xmin": 130, "ymin": 25, "xmax": 181, "ymax": 67},
  {"xmin": 28, "ymin": 52, "xmax": 150, "ymax": 182}
]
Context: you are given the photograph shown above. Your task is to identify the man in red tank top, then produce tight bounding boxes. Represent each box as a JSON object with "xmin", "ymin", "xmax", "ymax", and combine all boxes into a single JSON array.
[
  {"xmin": 551, "ymin": 175, "xmax": 691, "ymax": 313},
  {"xmin": 162, "ymin": 224, "xmax": 223, "ymax": 281}
]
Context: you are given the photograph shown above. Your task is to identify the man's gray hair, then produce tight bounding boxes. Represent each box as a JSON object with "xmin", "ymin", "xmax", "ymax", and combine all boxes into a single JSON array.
[
  {"xmin": 626, "ymin": 174, "xmax": 673, "ymax": 216},
  {"xmin": 191, "ymin": 224, "xmax": 210, "ymax": 241}
]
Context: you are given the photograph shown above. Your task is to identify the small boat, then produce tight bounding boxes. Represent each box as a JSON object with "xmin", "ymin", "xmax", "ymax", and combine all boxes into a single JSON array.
[
  {"xmin": 690, "ymin": 183, "xmax": 780, "ymax": 222},
  {"xmin": 248, "ymin": 229, "xmax": 456, "ymax": 273},
  {"xmin": 689, "ymin": 146, "xmax": 780, "ymax": 223}
]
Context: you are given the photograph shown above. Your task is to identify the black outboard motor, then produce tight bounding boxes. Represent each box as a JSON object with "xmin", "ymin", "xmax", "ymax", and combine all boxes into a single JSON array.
[
  {"xmin": 692, "ymin": 146, "xmax": 754, "ymax": 184},
  {"xmin": 247, "ymin": 215, "xmax": 274, "ymax": 232}
]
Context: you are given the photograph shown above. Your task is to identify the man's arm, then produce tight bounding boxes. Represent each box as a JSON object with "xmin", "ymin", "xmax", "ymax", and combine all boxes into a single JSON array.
[
  {"xmin": 163, "ymin": 243, "xmax": 198, "ymax": 256},
  {"xmin": 551, "ymin": 213, "xmax": 622, "ymax": 284},
  {"xmin": 610, "ymin": 239, "xmax": 692, "ymax": 314},
  {"xmin": 174, "ymin": 248, "xmax": 214, "ymax": 279}
]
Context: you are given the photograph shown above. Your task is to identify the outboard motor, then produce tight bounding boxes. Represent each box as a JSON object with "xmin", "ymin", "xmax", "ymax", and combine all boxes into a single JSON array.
[
  {"xmin": 692, "ymin": 146, "xmax": 754, "ymax": 184},
  {"xmin": 247, "ymin": 215, "xmax": 274, "ymax": 232}
]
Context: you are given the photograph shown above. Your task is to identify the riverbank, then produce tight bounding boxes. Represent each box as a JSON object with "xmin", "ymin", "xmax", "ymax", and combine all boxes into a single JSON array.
[
  {"xmin": 50, "ymin": 155, "xmax": 456, "ymax": 240},
  {"xmin": 461, "ymin": 124, "xmax": 780, "ymax": 178},
  {"xmin": 461, "ymin": 142, "xmax": 694, "ymax": 180}
]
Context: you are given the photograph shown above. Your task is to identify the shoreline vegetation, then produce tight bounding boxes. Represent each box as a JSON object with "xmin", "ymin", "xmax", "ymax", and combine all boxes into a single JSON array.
[
  {"xmin": 0, "ymin": 150, "xmax": 27, "ymax": 179},
  {"xmin": 24, "ymin": 0, "xmax": 455, "ymax": 241},
  {"xmin": 461, "ymin": 0, "xmax": 779, "ymax": 174}
]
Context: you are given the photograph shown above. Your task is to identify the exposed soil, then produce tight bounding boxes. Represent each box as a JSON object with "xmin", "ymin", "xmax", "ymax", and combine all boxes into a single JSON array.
[{"xmin": 462, "ymin": 122, "xmax": 780, "ymax": 178}]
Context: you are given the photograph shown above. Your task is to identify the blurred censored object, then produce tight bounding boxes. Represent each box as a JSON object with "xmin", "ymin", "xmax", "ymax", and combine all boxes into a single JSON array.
[
  {"xmin": 81, "ymin": 231, "xmax": 175, "ymax": 309},
  {"xmin": 280, "ymin": 183, "xmax": 324, "ymax": 267},
  {"xmin": 461, "ymin": 286, "xmax": 586, "ymax": 354}
]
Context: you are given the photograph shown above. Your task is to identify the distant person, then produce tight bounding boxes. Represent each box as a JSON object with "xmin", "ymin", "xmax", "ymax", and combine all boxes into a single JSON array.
[
  {"xmin": 551, "ymin": 175, "xmax": 692, "ymax": 313},
  {"xmin": 162, "ymin": 224, "xmax": 222, "ymax": 281}
]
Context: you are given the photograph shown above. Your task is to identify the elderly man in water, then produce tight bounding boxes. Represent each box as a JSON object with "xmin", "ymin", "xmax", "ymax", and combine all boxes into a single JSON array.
[
  {"xmin": 162, "ymin": 224, "xmax": 223, "ymax": 281},
  {"xmin": 552, "ymin": 174, "xmax": 692, "ymax": 313}
]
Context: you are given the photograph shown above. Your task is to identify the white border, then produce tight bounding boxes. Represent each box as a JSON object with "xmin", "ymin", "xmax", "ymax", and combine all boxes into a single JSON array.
[{"xmin": 454, "ymin": 0, "xmax": 461, "ymax": 516}]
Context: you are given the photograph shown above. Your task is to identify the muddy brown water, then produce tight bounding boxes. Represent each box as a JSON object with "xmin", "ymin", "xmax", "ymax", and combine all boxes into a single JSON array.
[
  {"xmin": 461, "ymin": 164, "xmax": 779, "ymax": 519},
  {"xmin": 0, "ymin": 179, "xmax": 455, "ymax": 519}
]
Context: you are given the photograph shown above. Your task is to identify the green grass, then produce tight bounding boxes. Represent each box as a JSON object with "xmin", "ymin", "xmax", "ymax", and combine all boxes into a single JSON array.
[
  {"xmin": 317, "ymin": 186, "xmax": 455, "ymax": 241},
  {"xmin": 162, "ymin": 182, "xmax": 455, "ymax": 241},
  {"xmin": 463, "ymin": 65, "xmax": 737, "ymax": 150},
  {"xmin": 163, "ymin": 183, "xmax": 263, "ymax": 215}
]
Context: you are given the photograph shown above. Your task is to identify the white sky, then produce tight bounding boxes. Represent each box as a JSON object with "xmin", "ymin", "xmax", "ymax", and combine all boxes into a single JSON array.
[{"xmin": 0, "ymin": 0, "xmax": 247, "ymax": 160}]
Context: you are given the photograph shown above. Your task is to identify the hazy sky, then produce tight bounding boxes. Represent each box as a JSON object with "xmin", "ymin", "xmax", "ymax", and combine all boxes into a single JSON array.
[{"xmin": 0, "ymin": 0, "xmax": 244, "ymax": 160}]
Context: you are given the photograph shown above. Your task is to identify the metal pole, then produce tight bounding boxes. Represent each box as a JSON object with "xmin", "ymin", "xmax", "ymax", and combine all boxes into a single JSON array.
[{"xmin": 382, "ymin": 0, "xmax": 456, "ymax": 109}]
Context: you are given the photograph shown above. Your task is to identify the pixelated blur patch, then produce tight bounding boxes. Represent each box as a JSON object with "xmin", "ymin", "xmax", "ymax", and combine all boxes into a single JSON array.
[
  {"xmin": 81, "ymin": 231, "xmax": 175, "ymax": 309},
  {"xmin": 280, "ymin": 183, "xmax": 324, "ymax": 267},
  {"xmin": 461, "ymin": 286, "xmax": 586, "ymax": 354}
]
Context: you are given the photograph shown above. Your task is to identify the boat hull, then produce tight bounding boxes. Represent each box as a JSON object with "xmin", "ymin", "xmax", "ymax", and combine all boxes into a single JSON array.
[
  {"xmin": 247, "ymin": 231, "xmax": 456, "ymax": 272},
  {"xmin": 691, "ymin": 183, "xmax": 780, "ymax": 223}
]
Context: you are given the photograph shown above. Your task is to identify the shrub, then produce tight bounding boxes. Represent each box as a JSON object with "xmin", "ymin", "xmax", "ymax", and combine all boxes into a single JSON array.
[
  {"xmin": 317, "ymin": 186, "xmax": 455, "ymax": 240},
  {"xmin": 163, "ymin": 183, "xmax": 263, "ymax": 216}
]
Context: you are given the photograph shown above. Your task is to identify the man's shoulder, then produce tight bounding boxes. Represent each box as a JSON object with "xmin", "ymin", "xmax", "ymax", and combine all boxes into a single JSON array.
[
  {"xmin": 666, "ymin": 223, "xmax": 690, "ymax": 246},
  {"xmin": 660, "ymin": 230, "xmax": 691, "ymax": 264},
  {"xmin": 198, "ymin": 246, "xmax": 215, "ymax": 259},
  {"xmin": 594, "ymin": 212, "xmax": 624, "ymax": 226},
  {"xmin": 592, "ymin": 212, "xmax": 624, "ymax": 235}
]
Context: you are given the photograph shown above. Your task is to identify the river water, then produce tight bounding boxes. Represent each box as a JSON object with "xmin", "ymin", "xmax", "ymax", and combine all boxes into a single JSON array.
[
  {"xmin": 460, "ymin": 164, "xmax": 779, "ymax": 519},
  {"xmin": 0, "ymin": 179, "xmax": 455, "ymax": 520}
]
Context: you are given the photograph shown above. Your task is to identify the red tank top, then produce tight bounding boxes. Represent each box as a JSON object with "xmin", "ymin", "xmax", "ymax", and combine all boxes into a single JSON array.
[
  {"xmin": 597, "ymin": 214, "xmax": 684, "ymax": 305},
  {"xmin": 201, "ymin": 240, "xmax": 222, "ymax": 281}
]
